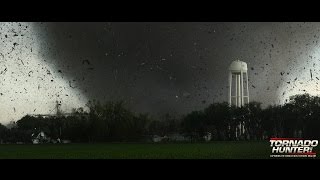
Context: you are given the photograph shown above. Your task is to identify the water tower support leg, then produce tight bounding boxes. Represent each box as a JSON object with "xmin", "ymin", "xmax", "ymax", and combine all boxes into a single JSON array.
[
  {"xmin": 246, "ymin": 72, "xmax": 249, "ymax": 103},
  {"xmin": 241, "ymin": 70, "xmax": 244, "ymax": 106},
  {"xmin": 229, "ymin": 72, "xmax": 232, "ymax": 106}
]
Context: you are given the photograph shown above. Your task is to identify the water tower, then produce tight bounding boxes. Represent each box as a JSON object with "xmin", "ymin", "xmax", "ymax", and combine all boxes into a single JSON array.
[{"xmin": 228, "ymin": 60, "xmax": 249, "ymax": 107}]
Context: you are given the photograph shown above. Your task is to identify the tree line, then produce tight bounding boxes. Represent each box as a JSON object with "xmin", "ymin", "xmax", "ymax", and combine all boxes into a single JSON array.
[{"xmin": 0, "ymin": 94, "xmax": 319, "ymax": 143}]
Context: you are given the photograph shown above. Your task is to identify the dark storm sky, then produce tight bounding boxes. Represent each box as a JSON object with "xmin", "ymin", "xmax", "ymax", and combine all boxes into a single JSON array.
[{"xmin": 1, "ymin": 22, "xmax": 320, "ymax": 123}]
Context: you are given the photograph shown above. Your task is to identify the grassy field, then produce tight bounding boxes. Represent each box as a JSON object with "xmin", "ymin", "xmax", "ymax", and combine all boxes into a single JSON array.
[{"xmin": 0, "ymin": 141, "xmax": 318, "ymax": 159}]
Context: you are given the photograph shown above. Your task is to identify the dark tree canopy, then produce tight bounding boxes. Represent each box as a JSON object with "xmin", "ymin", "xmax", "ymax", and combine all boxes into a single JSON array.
[{"xmin": 1, "ymin": 93, "xmax": 319, "ymax": 143}]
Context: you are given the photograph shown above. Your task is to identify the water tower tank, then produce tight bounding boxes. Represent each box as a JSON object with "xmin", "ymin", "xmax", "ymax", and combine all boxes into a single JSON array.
[
  {"xmin": 229, "ymin": 60, "xmax": 248, "ymax": 73},
  {"xmin": 228, "ymin": 60, "xmax": 249, "ymax": 107}
]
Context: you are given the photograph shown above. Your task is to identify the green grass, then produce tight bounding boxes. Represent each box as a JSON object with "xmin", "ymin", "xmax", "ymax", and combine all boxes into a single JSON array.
[{"xmin": 0, "ymin": 141, "xmax": 318, "ymax": 159}]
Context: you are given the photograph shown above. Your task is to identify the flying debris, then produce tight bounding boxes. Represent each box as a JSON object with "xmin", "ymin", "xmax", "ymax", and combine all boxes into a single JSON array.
[
  {"xmin": 252, "ymin": 85, "xmax": 256, "ymax": 88},
  {"xmin": 82, "ymin": 59, "xmax": 91, "ymax": 65},
  {"xmin": 280, "ymin": 72, "xmax": 284, "ymax": 76},
  {"xmin": 19, "ymin": 58, "xmax": 24, "ymax": 65},
  {"xmin": 287, "ymin": 82, "xmax": 290, "ymax": 84},
  {"xmin": 1, "ymin": 67, "xmax": 7, "ymax": 75},
  {"xmin": 310, "ymin": 69, "xmax": 313, "ymax": 80},
  {"xmin": 69, "ymin": 81, "xmax": 75, "ymax": 88}
]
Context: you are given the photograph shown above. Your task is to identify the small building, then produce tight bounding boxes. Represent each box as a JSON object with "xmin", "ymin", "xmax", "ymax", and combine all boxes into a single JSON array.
[
  {"xmin": 152, "ymin": 135, "xmax": 168, "ymax": 142},
  {"xmin": 203, "ymin": 132, "xmax": 212, "ymax": 142},
  {"xmin": 32, "ymin": 131, "xmax": 49, "ymax": 144}
]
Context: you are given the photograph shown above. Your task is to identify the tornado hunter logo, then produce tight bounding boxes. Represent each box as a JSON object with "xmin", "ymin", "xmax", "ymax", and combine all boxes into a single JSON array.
[{"xmin": 270, "ymin": 138, "xmax": 318, "ymax": 158}]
